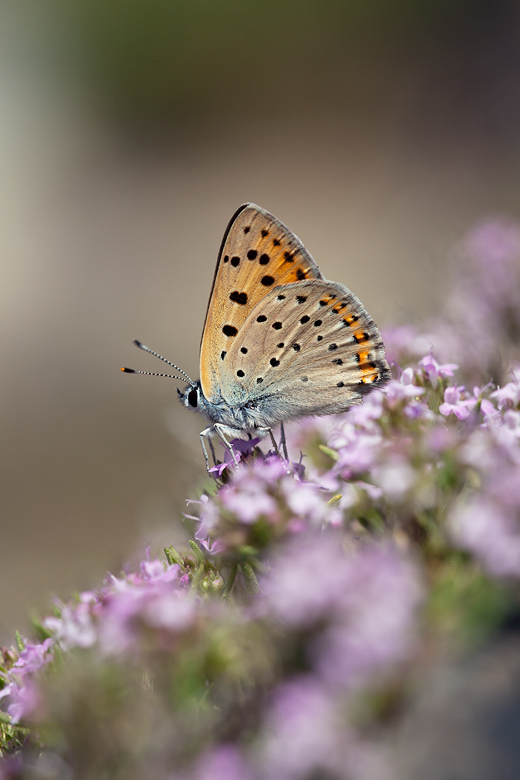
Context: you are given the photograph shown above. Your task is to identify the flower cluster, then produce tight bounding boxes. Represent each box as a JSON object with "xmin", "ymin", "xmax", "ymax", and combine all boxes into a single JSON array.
[
  {"xmin": 2, "ymin": 218, "xmax": 520, "ymax": 778},
  {"xmin": 383, "ymin": 218, "xmax": 520, "ymax": 385}
]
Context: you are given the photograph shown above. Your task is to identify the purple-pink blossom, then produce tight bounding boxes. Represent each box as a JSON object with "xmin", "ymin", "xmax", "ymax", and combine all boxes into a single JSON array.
[
  {"xmin": 384, "ymin": 370, "xmax": 425, "ymax": 407},
  {"xmin": 0, "ymin": 638, "xmax": 53, "ymax": 724},
  {"xmin": 491, "ymin": 376, "xmax": 520, "ymax": 410},
  {"xmin": 418, "ymin": 354, "xmax": 459, "ymax": 386},
  {"xmin": 261, "ymin": 533, "xmax": 354, "ymax": 628},
  {"xmin": 450, "ymin": 498, "xmax": 520, "ymax": 578},
  {"xmin": 260, "ymin": 676, "xmax": 348, "ymax": 780},
  {"xmin": 439, "ymin": 385, "xmax": 473, "ymax": 420},
  {"xmin": 190, "ymin": 745, "xmax": 253, "ymax": 780},
  {"xmin": 313, "ymin": 546, "xmax": 422, "ymax": 687}
]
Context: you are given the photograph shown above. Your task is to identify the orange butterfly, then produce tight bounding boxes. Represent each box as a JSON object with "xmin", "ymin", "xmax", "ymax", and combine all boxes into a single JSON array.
[{"xmin": 123, "ymin": 204, "xmax": 390, "ymax": 472}]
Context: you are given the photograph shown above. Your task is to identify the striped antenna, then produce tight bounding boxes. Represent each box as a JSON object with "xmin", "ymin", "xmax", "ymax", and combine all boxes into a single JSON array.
[
  {"xmin": 121, "ymin": 339, "xmax": 195, "ymax": 386},
  {"xmin": 121, "ymin": 367, "xmax": 191, "ymax": 382}
]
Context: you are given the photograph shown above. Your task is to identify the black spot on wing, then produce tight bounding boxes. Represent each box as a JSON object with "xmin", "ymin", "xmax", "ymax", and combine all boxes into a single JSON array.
[
  {"xmin": 292, "ymin": 343, "xmax": 301, "ymax": 351},
  {"xmin": 296, "ymin": 295, "xmax": 307, "ymax": 304},
  {"xmin": 332, "ymin": 358, "xmax": 343, "ymax": 365},
  {"xmin": 300, "ymin": 315, "xmax": 310, "ymax": 324},
  {"xmin": 270, "ymin": 358, "xmax": 280, "ymax": 367},
  {"xmin": 259, "ymin": 254, "xmax": 270, "ymax": 265},
  {"xmin": 314, "ymin": 319, "xmax": 322, "ymax": 326},
  {"xmin": 273, "ymin": 238, "xmax": 281, "ymax": 246},
  {"xmin": 221, "ymin": 351, "xmax": 226, "ymax": 360},
  {"xmin": 240, "ymin": 347, "xmax": 248, "ymax": 354},
  {"xmin": 337, "ymin": 381, "xmax": 345, "ymax": 387},
  {"xmin": 261, "ymin": 229, "xmax": 268, "ymax": 237},
  {"xmin": 256, "ymin": 315, "xmax": 267, "ymax": 323},
  {"xmin": 277, "ymin": 294, "xmax": 286, "ymax": 300},
  {"xmin": 222, "ymin": 325, "xmax": 238, "ymax": 337},
  {"xmin": 272, "ymin": 321, "xmax": 283, "ymax": 330},
  {"xmin": 224, "ymin": 255, "xmax": 229, "ymax": 263},
  {"xmin": 243, "ymin": 226, "xmax": 250, "ymax": 234},
  {"xmin": 237, "ymin": 370, "xmax": 245, "ymax": 377},
  {"xmin": 229, "ymin": 291, "xmax": 248, "ymax": 305},
  {"xmin": 247, "ymin": 249, "xmax": 257, "ymax": 260},
  {"xmin": 328, "ymin": 343, "xmax": 338, "ymax": 351},
  {"xmin": 296, "ymin": 268, "xmax": 307, "ymax": 280},
  {"xmin": 261, "ymin": 275, "xmax": 275, "ymax": 286},
  {"xmin": 231, "ymin": 256, "xmax": 240, "ymax": 267},
  {"xmin": 257, "ymin": 377, "xmax": 263, "ymax": 383}
]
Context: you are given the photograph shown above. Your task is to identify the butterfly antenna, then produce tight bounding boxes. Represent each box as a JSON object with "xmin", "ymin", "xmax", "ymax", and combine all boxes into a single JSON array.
[
  {"xmin": 123, "ymin": 339, "xmax": 195, "ymax": 386},
  {"xmin": 121, "ymin": 367, "xmax": 191, "ymax": 381}
]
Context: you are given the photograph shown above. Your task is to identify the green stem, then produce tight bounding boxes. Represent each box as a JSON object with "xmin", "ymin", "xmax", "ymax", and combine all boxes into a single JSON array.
[
  {"xmin": 241, "ymin": 562, "xmax": 260, "ymax": 594},
  {"xmin": 221, "ymin": 563, "xmax": 238, "ymax": 598}
]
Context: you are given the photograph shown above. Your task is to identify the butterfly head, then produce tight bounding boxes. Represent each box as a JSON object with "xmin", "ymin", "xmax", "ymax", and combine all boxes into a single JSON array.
[{"xmin": 177, "ymin": 382, "xmax": 203, "ymax": 412}]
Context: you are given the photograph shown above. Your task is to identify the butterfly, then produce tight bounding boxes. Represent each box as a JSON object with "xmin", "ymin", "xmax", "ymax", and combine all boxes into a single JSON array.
[{"xmin": 123, "ymin": 203, "xmax": 390, "ymax": 473}]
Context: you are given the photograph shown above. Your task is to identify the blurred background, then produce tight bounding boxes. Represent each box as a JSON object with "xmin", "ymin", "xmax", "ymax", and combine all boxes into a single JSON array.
[{"xmin": 2, "ymin": 0, "xmax": 520, "ymax": 641}]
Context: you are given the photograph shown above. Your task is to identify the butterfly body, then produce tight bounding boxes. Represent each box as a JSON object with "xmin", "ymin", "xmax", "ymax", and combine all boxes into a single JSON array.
[{"xmin": 177, "ymin": 380, "xmax": 271, "ymax": 438}]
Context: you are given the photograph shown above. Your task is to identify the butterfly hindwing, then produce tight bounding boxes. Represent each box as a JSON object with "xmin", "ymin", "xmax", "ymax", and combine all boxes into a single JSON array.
[
  {"xmin": 200, "ymin": 204, "xmax": 323, "ymax": 402},
  {"xmin": 220, "ymin": 279, "xmax": 390, "ymax": 422}
]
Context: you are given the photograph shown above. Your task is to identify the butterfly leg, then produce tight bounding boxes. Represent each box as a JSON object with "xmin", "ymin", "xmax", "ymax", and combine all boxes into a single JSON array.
[
  {"xmin": 213, "ymin": 424, "xmax": 240, "ymax": 467},
  {"xmin": 266, "ymin": 427, "xmax": 281, "ymax": 458},
  {"xmin": 208, "ymin": 437, "xmax": 219, "ymax": 468},
  {"xmin": 256, "ymin": 427, "xmax": 291, "ymax": 474},
  {"xmin": 279, "ymin": 421, "xmax": 289, "ymax": 461},
  {"xmin": 199, "ymin": 428, "xmax": 214, "ymax": 474}
]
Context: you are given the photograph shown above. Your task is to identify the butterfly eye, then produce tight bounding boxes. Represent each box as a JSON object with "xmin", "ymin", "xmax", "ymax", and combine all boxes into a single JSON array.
[{"xmin": 188, "ymin": 389, "xmax": 198, "ymax": 408}]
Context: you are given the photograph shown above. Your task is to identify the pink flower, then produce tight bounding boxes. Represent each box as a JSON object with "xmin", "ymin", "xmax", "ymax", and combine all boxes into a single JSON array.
[
  {"xmin": 220, "ymin": 477, "xmax": 278, "ymax": 524},
  {"xmin": 418, "ymin": 354, "xmax": 459, "ymax": 386},
  {"xmin": 261, "ymin": 677, "xmax": 348, "ymax": 780},
  {"xmin": 330, "ymin": 427, "xmax": 382, "ymax": 478},
  {"xmin": 12, "ymin": 638, "xmax": 53, "ymax": 674},
  {"xmin": 191, "ymin": 745, "xmax": 253, "ymax": 780},
  {"xmin": 439, "ymin": 385, "xmax": 472, "ymax": 420},
  {"xmin": 192, "ymin": 495, "xmax": 221, "ymax": 542},
  {"xmin": 261, "ymin": 534, "xmax": 354, "ymax": 627},
  {"xmin": 0, "ymin": 680, "xmax": 41, "ymax": 724},
  {"xmin": 450, "ymin": 498, "xmax": 520, "ymax": 578},
  {"xmin": 314, "ymin": 547, "xmax": 422, "ymax": 687},
  {"xmin": 491, "ymin": 379, "xmax": 520, "ymax": 410},
  {"xmin": 281, "ymin": 480, "xmax": 331, "ymax": 524},
  {"xmin": 384, "ymin": 370, "xmax": 425, "ymax": 406},
  {"xmin": 372, "ymin": 457, "xmax": 416, "ymax": 502}
]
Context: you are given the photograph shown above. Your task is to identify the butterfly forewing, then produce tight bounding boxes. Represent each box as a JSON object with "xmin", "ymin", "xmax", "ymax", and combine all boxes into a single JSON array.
[
  {"xmin": 200, "ymin": 204, "xmax": 323, "ymax": 402},
  {"xmin": 221, "ymin": 279, "xmax": 390, "ymax": 421}
]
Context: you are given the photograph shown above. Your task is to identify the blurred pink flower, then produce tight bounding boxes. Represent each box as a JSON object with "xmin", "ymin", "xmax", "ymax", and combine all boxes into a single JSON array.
[
  {"xmin": 418, "ymin": 354, "xmax": 459, "ymax": 386},
  {"xmin": 450, "ymin": 498, "xmax": 520, "ymax": 578},
  {"xmin": 261, "ymin": 534, "xmax": 351, "ymax": 627},
  {"xmin": 314, "ymin": 547, "xmax": 422, "ymax": 687},
  {"xmin": 439, "ymin": 385, "xmax": 473, "ymax": 420},
  {"xmin": 0, "ymin": 680, "xmax": 41, "ymax": 725},
  {"xmin": 261, "ymin": 676, "xmax": 348, "ymax": 780},
  {"xmin": 191, "ymin": 745, "xmax": 253, "ymax": 780},
  {"xmin": 491, "ymin": 378, "xmax": 520, "ymax": 410}
]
